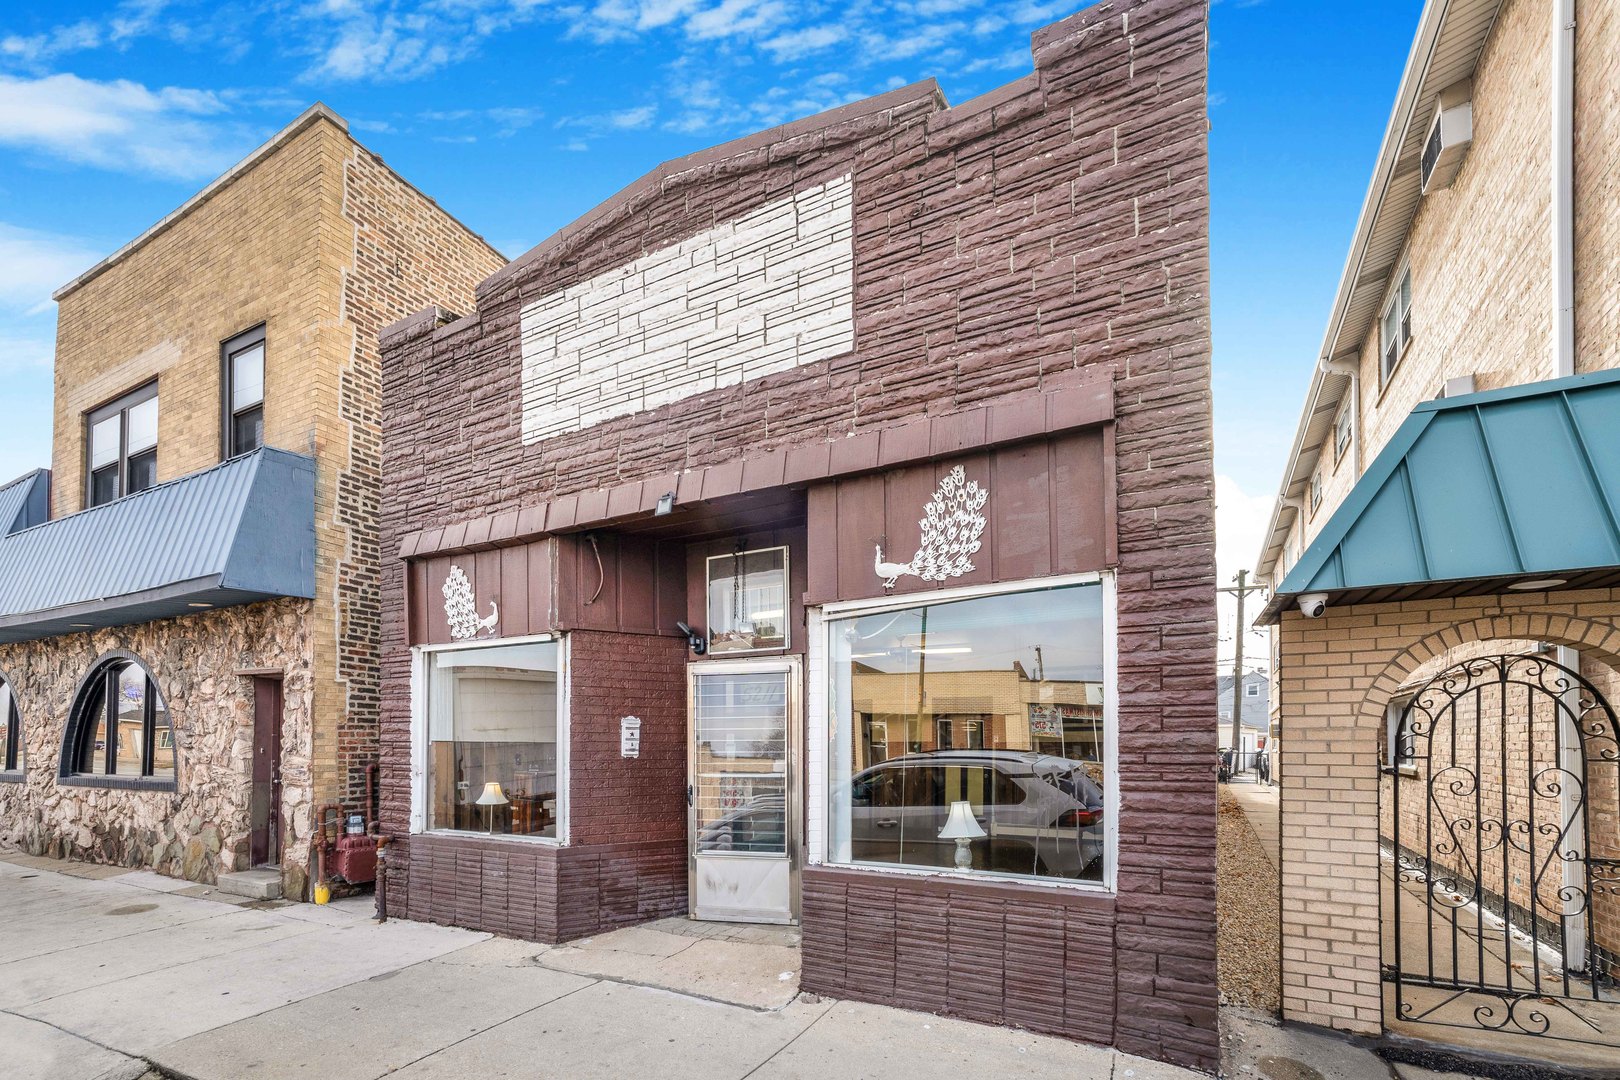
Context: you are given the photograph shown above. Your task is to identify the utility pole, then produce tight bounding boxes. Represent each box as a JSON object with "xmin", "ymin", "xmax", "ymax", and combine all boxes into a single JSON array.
[{"xmin": 1218, "ymin": 569, "xmax": 1268, "ymax": 766}]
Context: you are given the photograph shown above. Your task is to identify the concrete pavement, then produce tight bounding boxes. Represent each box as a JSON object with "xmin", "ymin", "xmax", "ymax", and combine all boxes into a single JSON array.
[
  {"xmin": 1227, "ymin": 780, "xmax": 1280, "ymax": 870},
  {"xmin": 0, "ymin": 850, "xmax": 1201, "ymax": 1080}
]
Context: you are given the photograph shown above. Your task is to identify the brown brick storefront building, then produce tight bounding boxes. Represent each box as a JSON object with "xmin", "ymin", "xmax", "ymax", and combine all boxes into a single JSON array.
[{"xmin": 377, "ymin": 0, "xmax": 1216, "ymax": 1069}]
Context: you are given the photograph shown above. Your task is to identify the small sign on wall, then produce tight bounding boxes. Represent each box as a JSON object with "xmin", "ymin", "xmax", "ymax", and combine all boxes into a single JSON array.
[{"xmin": 620, "ymin": 716, "xmax": 642, "ymax": 758}]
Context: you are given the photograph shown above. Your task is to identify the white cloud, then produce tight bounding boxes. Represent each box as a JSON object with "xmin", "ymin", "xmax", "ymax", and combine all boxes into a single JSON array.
[
  {"xmin": 0, "ymin": 73, "xmax": 243, "ymax": 180},
  {"xmin": 0, "ymin": 223, "xmax": 102, "ymax": 310},
  {"xmin": 1, "ymin": 0, "xmax": 175, "ymax": 67},
  {"xmin": 762, "ymin": 23, "xmax": 845, "ymax": 61}
]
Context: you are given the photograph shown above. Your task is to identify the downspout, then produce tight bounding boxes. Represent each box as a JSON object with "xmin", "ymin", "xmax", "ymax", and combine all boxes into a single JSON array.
[
  {"xmin": 1319, "ymin": 357, "xmax": 1360, "ymax": 479},
  {"xmin": 1553, "ymin": 0, "xmax": 1576, "ymax": 378}
]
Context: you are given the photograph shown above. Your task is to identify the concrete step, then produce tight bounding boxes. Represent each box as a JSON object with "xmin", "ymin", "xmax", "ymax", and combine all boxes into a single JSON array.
[{"xmin": 216, "ymin": 868, "xmax": 283, "ymax": 901}]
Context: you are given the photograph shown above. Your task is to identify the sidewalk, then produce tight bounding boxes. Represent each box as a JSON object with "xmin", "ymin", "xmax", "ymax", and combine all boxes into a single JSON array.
[
  {"xmin": 1, "ymin": 850, "xmax": 1201, "ymax": 1080},
  {"xmin": 1226, "ymin": 780, "xmax": 1279, "ymax": 870}
]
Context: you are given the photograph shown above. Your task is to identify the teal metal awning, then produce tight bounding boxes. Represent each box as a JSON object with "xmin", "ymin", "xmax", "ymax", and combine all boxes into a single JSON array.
[
  {"xmin": 0, "ymin": 469, "xmax": 49, "ymax": 535},
  {"xmin": 0, "ymin": 448, "xmax": 316, "ymax": 643},
  {"xmin": 1261, "ymin": 371, "xmax": 1620, "ymax": 623}
]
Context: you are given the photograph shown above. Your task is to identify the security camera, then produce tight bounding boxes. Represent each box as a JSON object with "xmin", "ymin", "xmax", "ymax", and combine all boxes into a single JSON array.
[
  {"xmin": 675, "ymin": 621, "xmax": 707, "ymax": 655},
  {"xmin": 1297, "ymin": 593, "xmax": 1328, "ymax": 619}
]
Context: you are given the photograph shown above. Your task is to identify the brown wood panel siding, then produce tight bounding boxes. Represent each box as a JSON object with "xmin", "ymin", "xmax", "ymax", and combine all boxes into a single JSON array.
[
  {"xmin": 551, "ymin": 534, "xmax": 686, "ymax": 636},
  {"xmin": 807, "ymin": 431, "xmax": 1113, "ymax": 604},
  {"xmin": 407, "ymin": 538, "xmax": 556, "ymax": 646},
  {"xmin": 801, "ymin": 866, "xmax": 1130, "ymax": 1051}
]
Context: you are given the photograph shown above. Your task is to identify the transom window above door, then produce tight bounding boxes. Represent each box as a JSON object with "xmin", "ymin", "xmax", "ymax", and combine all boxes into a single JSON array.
[
  {"xmin": 707, "ymin": 546, "xmax": 788, "ymax": 654},
  {"xmin": 87, "ymin": 382, "xmax": 158, "ymax": 507}
]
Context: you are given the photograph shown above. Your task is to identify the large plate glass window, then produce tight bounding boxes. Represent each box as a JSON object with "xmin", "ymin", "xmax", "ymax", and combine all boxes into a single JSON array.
[
  {"xmin": 87, "ymin": 382, "xmax": 158, "ymax": 507},
  {"xmin": 706, "ymin": 546, "xmax": 788, "ymax": 654},
  {"xmin": 223, "ymin": 326, "xmax": 266, "ymax": 458},
  {"xmin": 426, "ymin": 640, "xmax": 563, "ymax": 839},
  {"xmin": 1, "ymin": 672, "xmax": 20, "ymax": 775},
  {"xmin": 827, "ymin": 581, "xmax": 1108, "ymax": 884},
  {"xmin": 67, "ymin": 657, "xmax": 174, "ymax": 781}
]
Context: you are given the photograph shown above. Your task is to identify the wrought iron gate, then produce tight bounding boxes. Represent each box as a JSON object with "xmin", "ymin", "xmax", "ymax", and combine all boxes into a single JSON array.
[{"xmin": 1384, "ymin": 653, "xmax": 1620, "ymax": 1045}]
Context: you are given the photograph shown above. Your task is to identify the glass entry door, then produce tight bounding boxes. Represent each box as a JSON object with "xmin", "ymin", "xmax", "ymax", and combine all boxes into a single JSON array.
[{"xmin": 688, "ymin": 659, "xmax": 798, "ymax": 923}]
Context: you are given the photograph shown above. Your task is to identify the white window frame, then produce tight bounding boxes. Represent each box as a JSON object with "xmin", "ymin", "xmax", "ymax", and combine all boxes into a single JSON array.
[
  {"xmin": 1385, "ymin": 695, "xmax": 1417, "ymax": 775},
  {"xmin": 1309, "ymin": 470, "xmax": 1323, "ymax": 514},
  {"xmin": 1333, "ymin": 401, "xmax": 1353, "ymax": 463},
  {"xmin": 704, "ymin": 544, "xmax": 790, "ymax": 655},
  {"xmin": 1245, "ymin": 681, "xmax": 1260, "ymax": 698},
  {"xmin": 1380, "ymin": 267, "xmax": 1413, "ymax": 385},
  {"xmin": 806, "ymin": 571, "xmax": 1118, "ymax": 895},
  {"xmin": 409, "ymin": 631, "xmax": 570, "ymax": 845}
]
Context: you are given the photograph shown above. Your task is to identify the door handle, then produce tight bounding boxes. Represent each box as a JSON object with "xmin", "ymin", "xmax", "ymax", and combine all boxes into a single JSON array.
[
  {"xmin": 686, "ymin": 784, "xmax": 694, "ymax": 807},
  {"xmin": 876, "ymin": 818, "xmax": 898, "ymax": 828}
]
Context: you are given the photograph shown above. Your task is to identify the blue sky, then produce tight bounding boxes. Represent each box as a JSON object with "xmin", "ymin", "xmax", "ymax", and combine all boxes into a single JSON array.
[{"xmin": 0, "ymin": 0, "xmax": 1422, "ymax": 662}]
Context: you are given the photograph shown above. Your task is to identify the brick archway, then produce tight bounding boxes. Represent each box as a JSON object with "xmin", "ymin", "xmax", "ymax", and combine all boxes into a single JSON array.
[
  {"xmin": 1277, "ymin": 596, "xmax": 1620, "ymax": 1039},
  {"xmin": 1357, "ymin": 614, "xmax": 1620, "ymax": 733}
]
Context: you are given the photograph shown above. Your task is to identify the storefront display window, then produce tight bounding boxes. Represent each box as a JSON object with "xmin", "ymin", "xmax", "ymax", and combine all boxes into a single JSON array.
[
  {"xmin": 706, "ymin": 547, "xmax": 788, "ymax": 654},
  {"xmin": 827, "ymin": 580, "xmax": 1109, "ymax": 883},
  {"xmin": 426, "ymin": 639, "xmax": 563, "ymax": 839}
]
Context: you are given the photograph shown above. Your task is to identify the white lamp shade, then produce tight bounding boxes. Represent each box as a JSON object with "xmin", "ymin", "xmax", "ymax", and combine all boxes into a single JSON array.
[
  {"xmin": 938, "ymin": 800, "xmax": 985, "ymax": 840},
  {"xmin": 475, "ymin": 781, "xmax": 509, "ymax": 806}
]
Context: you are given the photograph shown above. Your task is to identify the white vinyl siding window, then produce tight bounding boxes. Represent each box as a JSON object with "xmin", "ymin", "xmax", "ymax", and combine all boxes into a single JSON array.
[
  {"xmin": 1334, "ymin": 402, "xmax": 1353, "ymax": 463},
  {"xmin": 1380, "ymin": 269, "xmax": 1413, "ymax": 384}
]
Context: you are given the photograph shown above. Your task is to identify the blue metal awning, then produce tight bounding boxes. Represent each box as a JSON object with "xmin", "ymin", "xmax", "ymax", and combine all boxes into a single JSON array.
[
  {"xmin": 0, "ymin": 469, "xmax": 50, "ymax": 536},
  {"xmin": 0, "ymin": 448, "xmax": 315, "ymax": 643},
  {"xmin": 1262, "ymin": 370, "xmax": 1620, "ymax": 623}
]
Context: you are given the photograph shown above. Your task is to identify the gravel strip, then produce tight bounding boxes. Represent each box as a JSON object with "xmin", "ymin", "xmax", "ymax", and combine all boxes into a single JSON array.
[{"xmin": 1218, "ymin": 786, "xmax": 1281, "ymax": 1013}]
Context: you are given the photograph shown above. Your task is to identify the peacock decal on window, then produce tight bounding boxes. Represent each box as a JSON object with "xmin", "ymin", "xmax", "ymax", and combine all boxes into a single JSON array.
[
  {"xmin": 442, "ymin": 565, "xmax": 499, "ymax": 640},
  {"xmin": 873, "ymin": 465, "xmax": 989, "ymax": 590}
]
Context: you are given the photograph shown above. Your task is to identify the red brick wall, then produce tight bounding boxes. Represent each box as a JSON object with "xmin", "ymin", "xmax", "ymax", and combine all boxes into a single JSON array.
[{"xmin": 379, "ymin": 0, "xmax": 1214, "ymax": 1069}]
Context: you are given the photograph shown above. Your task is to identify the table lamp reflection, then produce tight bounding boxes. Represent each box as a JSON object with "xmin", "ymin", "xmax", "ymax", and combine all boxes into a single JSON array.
[
  {"xmin": 475, "ymin": 781, "xmax": 509, "ymax": 834},
  {"xmin": 938, "ymin": 800, "xmax": 986, "ymax": 870}
]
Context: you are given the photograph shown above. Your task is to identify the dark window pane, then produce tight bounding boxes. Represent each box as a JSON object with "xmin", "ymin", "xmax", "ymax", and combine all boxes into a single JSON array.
[
  {"xmin": 91, "ymin": 465, "xmax": 118, "ymax": 507},
  {"xmin": 78, "ymin": 678, "xmax": 109, "ymax": 775},
  {"xmin": 149, "ymin": 684, "xmax": 174, "ymax": 780},
  {"xmin": 115, "ymin": 664, "xmax": 144, "ymax": 775},
  {"xmin": 231, "ymin": 406, "xmax": 264, "ymax": 456},
  {"xmin": 126, "ymin": 449, "xmax": 157, "ymax": 494},
  {"xmin": 1, "ymin": 682, "xmax": 15, "ymax": 771}
]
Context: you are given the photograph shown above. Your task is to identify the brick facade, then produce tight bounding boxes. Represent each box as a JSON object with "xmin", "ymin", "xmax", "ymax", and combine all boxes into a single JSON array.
[
  {"xmin": 1, "ymin": 108, "xmax": 502, "ymax": 895},
  {"xmin": 379, "ymin": 0, "xmax": 1215, "ymax": 1070}
]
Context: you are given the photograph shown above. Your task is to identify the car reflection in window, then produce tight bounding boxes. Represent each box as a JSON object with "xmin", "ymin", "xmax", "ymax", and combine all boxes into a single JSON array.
[
  {"xmin": 848, "ymin": 750, "xmax": 1103, "ymax": 880},
  {"xmin": 696, "ymin": 794, "xmax": 786, "ymax": 854}
]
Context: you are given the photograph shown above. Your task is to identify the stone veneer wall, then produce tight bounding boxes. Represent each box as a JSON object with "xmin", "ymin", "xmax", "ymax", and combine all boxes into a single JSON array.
[{"xmin": 0, "ymin": 600, "xmax": 312, "ymax": 884}]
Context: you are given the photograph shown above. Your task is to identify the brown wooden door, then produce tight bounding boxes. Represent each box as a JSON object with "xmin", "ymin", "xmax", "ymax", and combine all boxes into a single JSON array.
[{"xmin": 250, "ymin": 677, "xmax": 284, "ymax": 867}]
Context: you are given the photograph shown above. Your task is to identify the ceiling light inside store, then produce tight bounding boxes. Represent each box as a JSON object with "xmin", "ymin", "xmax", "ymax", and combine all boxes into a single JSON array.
[{"xmin": 911, "ymin": 646, "xmax": 972, "ymax": 655}]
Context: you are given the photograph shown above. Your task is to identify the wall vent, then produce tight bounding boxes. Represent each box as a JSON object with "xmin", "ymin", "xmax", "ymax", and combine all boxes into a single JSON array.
[{"xmin": 1420, "ymin": 80, "xmax": 1473, "ymax": 194}]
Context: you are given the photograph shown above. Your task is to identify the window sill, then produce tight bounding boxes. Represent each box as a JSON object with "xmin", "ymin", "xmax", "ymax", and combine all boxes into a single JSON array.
[
  {"xmin": 57, "ymin": 774, "xmax": 179, "ymax": 793},
  {"xmin": 813, "ymin": 858, "xmax": 1114, "ymax": 897},
  {"xmin": 416, "ymin": 827, "xmax": 564, "ymax": 847},
  {"xmin": 0, "ymin": 769, "xmax": 23, "ymax": 784}
]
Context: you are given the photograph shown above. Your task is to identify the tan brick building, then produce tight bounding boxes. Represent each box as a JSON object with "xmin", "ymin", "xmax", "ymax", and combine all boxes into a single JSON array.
[
  {"xmin": 0, "ymin": 105, "xmax": 503, "ymax": 899},
  {"xmin": 1254, "ymin": 0, "xmax": 1620, "ymax": 1068}
]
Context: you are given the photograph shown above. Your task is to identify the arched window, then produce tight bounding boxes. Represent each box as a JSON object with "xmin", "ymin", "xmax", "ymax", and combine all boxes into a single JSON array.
[
  {"xmin": 0, "ymin": 670, "xmax": 20, "ymax": 775},
  {"xmin": 64, "ymin": 655, "xmax": 174, "ymax": 783}
]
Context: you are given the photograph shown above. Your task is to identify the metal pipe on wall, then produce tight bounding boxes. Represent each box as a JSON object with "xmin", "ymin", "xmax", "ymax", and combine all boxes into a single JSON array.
[{"xmin": 1553, "ymin": 0, "xmax": 1576, "ymax": 379}]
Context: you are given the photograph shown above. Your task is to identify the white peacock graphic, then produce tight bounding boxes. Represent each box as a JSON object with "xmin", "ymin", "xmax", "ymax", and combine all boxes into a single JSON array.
[
  {"xmin": 873, "ymin": 466, "xmax": 988, "ymax": 590},
  {"xmin": 442, "ymin": 565, "xmax": 499, "ymax": 640}
]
